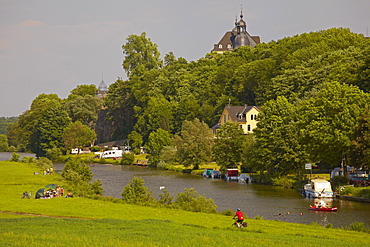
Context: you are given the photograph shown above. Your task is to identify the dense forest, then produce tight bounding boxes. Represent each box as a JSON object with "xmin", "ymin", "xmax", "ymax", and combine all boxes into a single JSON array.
[{"xmin": 2, "ymin": 28, "xmax": 370, "ymax": 180}]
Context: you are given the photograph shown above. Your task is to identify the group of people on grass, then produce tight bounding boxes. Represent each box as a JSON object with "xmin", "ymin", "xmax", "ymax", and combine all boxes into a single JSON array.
[{"xmin": 39, "ymin": 186, "xmax": 73, "ymax": 199}]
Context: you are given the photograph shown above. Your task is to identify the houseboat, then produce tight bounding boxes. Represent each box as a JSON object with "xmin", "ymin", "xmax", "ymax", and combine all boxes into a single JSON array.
[
  {"xmin": 303, "ymin": 179, "xmax": 334, "ymax": 198},
  {"xmin": 225, "ymin": 169, "xmax": 239, "ymax": 181}
]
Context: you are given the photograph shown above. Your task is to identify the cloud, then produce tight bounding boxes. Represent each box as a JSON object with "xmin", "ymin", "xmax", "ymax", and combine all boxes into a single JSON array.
[{"xmin": 19, "ymin": 20, "xmax": 45, "ymax": 27}]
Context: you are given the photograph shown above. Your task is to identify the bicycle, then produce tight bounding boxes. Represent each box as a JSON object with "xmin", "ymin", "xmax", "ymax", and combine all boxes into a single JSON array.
[{"xmin": 232, "ymin": 219, "xmax": 248, "ymax": 228}]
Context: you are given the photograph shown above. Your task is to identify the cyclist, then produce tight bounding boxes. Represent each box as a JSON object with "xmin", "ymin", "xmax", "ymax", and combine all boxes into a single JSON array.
[{"xmin": 233, "ymin": 208, "xmax": 244, "ymax": 226}]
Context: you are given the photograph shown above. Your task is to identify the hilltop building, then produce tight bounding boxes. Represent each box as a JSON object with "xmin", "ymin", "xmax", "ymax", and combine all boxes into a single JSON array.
[
  {"xmin": 212, "ymin": 11, "xmax": 261, "ymax": 53},
  {"xmin": 95, "ymin": 79, "xmax": 108, "ymax": 100}
]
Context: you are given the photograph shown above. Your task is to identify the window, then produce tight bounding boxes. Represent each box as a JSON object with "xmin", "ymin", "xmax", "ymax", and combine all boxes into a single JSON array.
[
  {"xmin": 251, "ymin": 115, "xmax": 254, "ymax": 120},
  {"xmin": 227, "ymin": 44, "xmax": 231, "ymax": 48},
  {"xmin": 247, "ymin": 125, "xmax": 251, "ymax": 132},
  {"xmin": 218, "ymin": 44, "xmax": 222, "ymax": 48},
  {"xmin": 239, "ymin": 114, "xmax": 243, "ymax": 120},
  {"xmin": 223, "ymin": 114, "xmax": 226, "ymax": 123}
]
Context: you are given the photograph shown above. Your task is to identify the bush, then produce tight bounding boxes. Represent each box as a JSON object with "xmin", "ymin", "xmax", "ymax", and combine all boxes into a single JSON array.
[
  {"xmin": 173, "ymin": 188, "xmax": 217, "ymax": 213},
  {"xmin": 35, "ymin": 157, "xmax": 54, "ymax": 171},
  {"xmin": 331, "ymin": 176, "xmax": 349, "ymax": 190},
  {"xmin": 220, "ymin": 209, "xmax": 234, "ymax": 216},
  {"xmin": 121, "ymin": 152, "xmax": 135, "ymax": 165},
  {"xmin": 272, "ymin": 176, "xmax": 295, "ymax": 188},
  {"xmin": 348, "ymin": 221, "xmax": 366, "ymax": 232},
  {"xmin": 90, "ymin": 146, "xmax": 101, "ymax": 152},
  {"xmin": 9, "ymin": 152, "xmax": 19, "ymax": 162},
  {"xmin": 121, "ymin": 177, "xmax": 155, "ymax": 205},
  {"xmin": 45, "ymin": 147, "xmax": 62, "ymax": 161},
  {"xmin": 22, "ymin": 156, "xmax": 36, "ymax": 163}
]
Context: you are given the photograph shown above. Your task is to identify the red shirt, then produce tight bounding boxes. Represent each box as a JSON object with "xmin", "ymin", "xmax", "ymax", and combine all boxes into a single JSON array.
[{"xmin": 235, "ymin": 211, "xmax": 244, "ymax": 220}]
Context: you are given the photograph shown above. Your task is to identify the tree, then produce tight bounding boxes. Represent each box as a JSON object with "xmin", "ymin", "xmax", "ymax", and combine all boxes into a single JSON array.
[
  {"xmin": 63, "ymin": 121, "xmax": 96, "ymax": 154},
  {"xmin": 64, "ymin": 95, "xmax": 102, "ymax": 128},
  {"xmin": 146, "ymin": 128, "xmax": 171, "ymax": 167},
  {"xmin": 121, "ymin": 177, "xmax": 154, "ymax": 205},
  {"xmin": 128, "ymin": 131, "xmax": 143, "ymax": 150},
  {"xmin": 212, "ymin": 122, "xmax": 245, "ymax": 172},
  {"xmin": 249, "ymin": 96, "xmax": 308, "ymax": 176},
  {"xmin": 0, "ymin": 134, "xmax": 9, "ymax": 152},
  {"xmin": 68, "ymin": 84, "xmax": 97, "ymax": 99},
  {"xmin": 174, "ymin": 119, "xmax": 213, "ymax": 169},
  {"xmin": 298, "ymin": 81, "xmax": 370, "ymax": 169},
  {"xmin": 350, "ymin": 109, "xmax": 370, "ymax": 167},
  {"xmin": 122, "ymin": 32, "xmax": 162, "ymax": 79}
]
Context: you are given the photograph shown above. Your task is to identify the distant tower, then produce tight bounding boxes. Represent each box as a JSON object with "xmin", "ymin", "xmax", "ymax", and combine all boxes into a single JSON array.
[
  {"xmin": 232, "ymin": 10, "xmax": 250, "ymax": 49},
  {"xmin": 212, "ymin": 7, "xmax": 261, "ymax": 53},
  {"xmin": 95, "ymin": 73, "xmax": 108, "ymax": 100}
]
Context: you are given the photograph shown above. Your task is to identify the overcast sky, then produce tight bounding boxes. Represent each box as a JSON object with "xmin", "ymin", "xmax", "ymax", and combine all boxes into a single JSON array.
[{"xmin": 1, "ymin": 0, "xmax": 369, "ymax": 117}]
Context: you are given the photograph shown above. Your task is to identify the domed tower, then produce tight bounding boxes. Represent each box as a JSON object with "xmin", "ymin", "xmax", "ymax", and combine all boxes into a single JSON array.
[
  {"xmin": 232, "ymin": 11, "xmax": 250, "ymax": 49},
  {"xmin": 95, "ymin": 78, "xmax": 108, "ymax": 100}
]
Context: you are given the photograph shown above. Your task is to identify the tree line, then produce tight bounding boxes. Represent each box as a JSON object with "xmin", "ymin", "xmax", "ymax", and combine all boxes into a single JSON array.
[{"xmin": 2, "ymin": 27, "xmax": 369, "ymax": 181}]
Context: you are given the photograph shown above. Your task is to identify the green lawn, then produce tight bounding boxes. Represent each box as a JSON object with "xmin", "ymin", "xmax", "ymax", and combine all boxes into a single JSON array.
[{"xmin": 0, "ymin": 161, "xmax": 369, "ymax": 247}]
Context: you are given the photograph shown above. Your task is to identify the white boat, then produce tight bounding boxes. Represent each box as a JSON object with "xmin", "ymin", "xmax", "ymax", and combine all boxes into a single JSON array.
[
  {"xmin": 238, "ymin": 174, "xmax": 252, "ymax": 183},
  {"xmin": 303, "ymin": 179, "xmax": 334, "ymax": 198}
]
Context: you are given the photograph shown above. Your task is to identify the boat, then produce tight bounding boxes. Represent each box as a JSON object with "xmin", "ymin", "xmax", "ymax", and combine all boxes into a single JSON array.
[
  {"xmin": 225, "ymin": 169, "xmax": 239, "ymax": 181},
  {"xmin": 203, "ymin": 169, "xmax": 213, "ymax": 178},
  {"xmin": 308, "ymin": 206, "xmax": 337, "ymax": 212},
  {"xmin": 303, "ymin": 179, "xmax": 334, "ymax": 198},
  {"xmin": 238, "ymin": 174, "xmax": 252, "ymax": 183}
]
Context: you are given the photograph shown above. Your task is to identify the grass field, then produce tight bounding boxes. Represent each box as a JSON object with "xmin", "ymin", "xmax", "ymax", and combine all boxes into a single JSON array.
[{"xmin": 0, "ymin": 161, "xmax": 369, "ymax": 246}]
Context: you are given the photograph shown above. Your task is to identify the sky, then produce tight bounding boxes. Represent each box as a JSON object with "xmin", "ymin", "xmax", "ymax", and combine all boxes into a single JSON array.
[{"xmin": 1, "ymin": 0, "xmax": 369, "ymax": 117}]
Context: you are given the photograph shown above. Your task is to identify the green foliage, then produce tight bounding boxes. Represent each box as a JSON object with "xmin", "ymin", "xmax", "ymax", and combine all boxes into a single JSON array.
[
  {"xmin": 62, "ymin": 158, "xmax": 102, "ymax": 196},
  {"xmin": 212, "ymin": 122, "xmax": 245, "ymax": 172},
  {"xmin": 120, "ymin": 152, "xmax": 135, "ymax": 165},
  {"xmin": 35, "ymin": 157, "xmax": 53, "ymax": 171},
  {"xmin": 340, "ymin": 187, "xmax": 370, "ymax": 199},
  {"xmin": 271, "ymin": 176, "xmax": 295, "ymax": 188},
  {"xmin": 174, "ymin": 118, "xmax": 213, "ymax": 169},
  {"xmin": 64, "ymin": 95, "xmax": 101, "ymax": 128},
  {"xmin": 173, "ymin": 188, "xmax": 217, "ymax": 213},
  {"xmin": 21, "ymin": 156, "xmax": 36, "ymax": 163},
  {"xmin": 146, "ymin": 128, "xmax": 172, "ymax": 167},
  {"xmin": 0, "ymin": 134, "xmax": 9, "ymax": 151},
  {"xmin": 158, "ymin": 190, "xmax": 173, "ymax": 206},
  {"xmin": 45, "ymin": 147, "xmax": 62, "ymax": 161},
  {"xmin": 348, "ymin": 221, "xmax": 366, "ymax": 232},
  {"xmin": 63, "ymin": 121, "xmax": 96, "ymax": 153},
  {"xmin": 9, "ymin": 152, "xmax": 19, "ymax": 162},
  {"xmin": 121, "ymin": 177, "xmax": 154, "ymax": 205},
  {"xmin": 128, "ymin": 130, "xmax": 143, "ymax": 149},
  {"xmin": 220, "ymin": 209, "xmax": 234, "ymax": 216},
  {"xmin": 122, "ymin": 32, "xmax": 162, "ymax": 79},
  {"xmin": 331, "ymin": 176, "xmax": 349, "ymax": 190}
]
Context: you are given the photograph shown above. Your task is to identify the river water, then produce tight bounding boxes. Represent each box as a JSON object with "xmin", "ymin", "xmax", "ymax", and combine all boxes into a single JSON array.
[{"xmin": 1, "ymin": 152, "xmax": 369, "ymax": 228}]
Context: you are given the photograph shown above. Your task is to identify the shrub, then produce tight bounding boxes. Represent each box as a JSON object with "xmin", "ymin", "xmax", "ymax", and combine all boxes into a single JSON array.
[
  {"xmin": 220, "ymin": 209, "xmax": 234, "ymax": 216},
  {"xmin": 173, "ymin": 188, "xmax": 217, "ymax": 213},
  {"xmin": 348, "ymin": 221, "xmax": 366, "ymax": 232},
  {"xmin": 121, "ymin": 177, "xmax": 155, "ymax": 205},
  {"xmin": 46, "ymin": 147, "xmax": 62, "ymax": 161},
  {"xmin": 331, "ymin": 176, "xmax": 349, "ymax": 190},
  {"xmin": 272, "ymin": 176, "xmax": 295, "ymax": 188},
  {"xmin": 22, "ymin": 156, "xmax": 36, "ymax": 163},
  {"xmin": 35, "ymin": 157, "xmax": 53, "ymax": 171},
  {"xmin": 325, "ymin": 223, "xmax": 334, "ymax": 228},
  {"xmin": 121, "ymin": 152, "xmax": 135, "ymax": 165},
  {"xmin": 90, "ymin": 146, "xmax": 101, "ymax": 152},
  {"xmin": 254, "ymin": 215, "xmax": 263, "ymax": 220},
  {"xmin": 158, "ymin": 190, "xmax": 173, "ymax": 206},
  {"xmin": 9, "ymin": 152, "xmax": 19, "ymax": 162}
]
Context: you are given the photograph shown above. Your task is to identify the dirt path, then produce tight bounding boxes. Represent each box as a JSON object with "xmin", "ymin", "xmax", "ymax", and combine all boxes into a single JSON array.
[{"xmin": 0, "ymin": 211, "xmax": 95, "ymax": 220}]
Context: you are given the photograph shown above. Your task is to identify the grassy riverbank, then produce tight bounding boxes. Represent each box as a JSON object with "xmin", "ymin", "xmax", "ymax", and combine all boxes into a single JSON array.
[{"xmin": 1, "ymin": 161, "xmax": 369, "ymax": 247}]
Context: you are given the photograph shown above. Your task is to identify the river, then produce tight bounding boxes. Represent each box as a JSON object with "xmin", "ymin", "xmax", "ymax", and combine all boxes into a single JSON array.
[{"xmin": 1, "ymin": 152, "xmax": 369, "ymax": 228}]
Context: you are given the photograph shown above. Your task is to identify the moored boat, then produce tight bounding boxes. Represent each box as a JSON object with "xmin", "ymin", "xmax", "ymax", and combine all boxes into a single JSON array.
[{"xmin": 308, "ymin": 206, "xmax": 337, "ymax": 212}]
